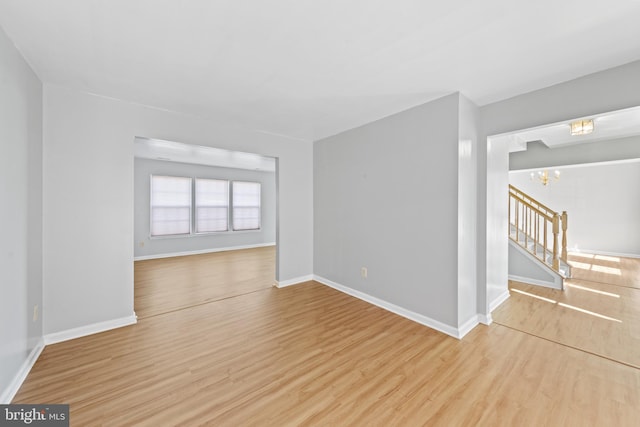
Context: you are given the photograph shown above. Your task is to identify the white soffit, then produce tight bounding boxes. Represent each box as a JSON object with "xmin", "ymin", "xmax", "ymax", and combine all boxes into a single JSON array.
[
  {"xmin": 511, "ymin": 106, "xmax": 640, "ymax": 150},
  {"xmin": 1, "ymin": 1, "xmax": 640, "ymax": 141},
  {"xmin": 133, "ymin": 137, "xmax": 276, "ymax": 172}
]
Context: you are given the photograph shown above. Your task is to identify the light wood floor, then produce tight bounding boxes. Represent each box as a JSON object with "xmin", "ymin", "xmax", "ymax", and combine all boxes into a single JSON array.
[
  {"xmin": 13, "ymin": 251, "xmax": 640, "ymax": 425},
  {"xmin": 493, "ymin": 255, "xmax": 640, "ymax": 368},
  {"xmin": 134, "ymin": 246, "xmax": 276, "ymax": 318},
  {"xmin": 566, "ymin": 252, "xmax": 640, "ymax": 289}
]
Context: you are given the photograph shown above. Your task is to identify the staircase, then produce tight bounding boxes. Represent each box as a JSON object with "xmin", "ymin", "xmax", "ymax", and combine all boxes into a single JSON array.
[{"xmin": 508, "ymin": 185, "xmax": 571, "ymax": 288}]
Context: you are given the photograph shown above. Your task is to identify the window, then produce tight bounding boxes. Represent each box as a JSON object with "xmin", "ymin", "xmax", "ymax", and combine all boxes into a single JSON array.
[
  {"xmin": 195, "ymin": 178, "xmax": 229, "ymax": 233},
  {"xmin": 232, "ymin": 181, "xmax": 261, "ymax": 231},
  {"xmin": 148, "ymin": 176, "xmax": 262, "ymax": 237},
  {"xmin": 150, "ymin": 175, "xmax": 192, "ymax": 236}
]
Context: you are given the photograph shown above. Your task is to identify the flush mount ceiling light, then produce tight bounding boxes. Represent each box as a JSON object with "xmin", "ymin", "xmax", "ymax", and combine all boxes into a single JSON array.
[{"xmin": 570, "ymin": 119, "xmax": 594, "ymax": 136}]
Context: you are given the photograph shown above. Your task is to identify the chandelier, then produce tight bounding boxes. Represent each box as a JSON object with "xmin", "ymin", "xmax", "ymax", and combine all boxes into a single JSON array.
[{"xmin": 530, "ymin": 170, "xmax": 560, "ymax": 186}]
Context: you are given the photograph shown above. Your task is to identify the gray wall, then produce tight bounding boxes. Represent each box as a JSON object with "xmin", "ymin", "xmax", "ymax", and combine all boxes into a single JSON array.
[
  {"xmin": 314, "ymin": 93, "xmax": 460, "ymax": 327},
  {"xmin": 510, "ymin": 135, "xmax": 640, "ymax": 170},
  {"xmin": 508, "ymin": 243, "xmax": 557, "ymax": 286},
  {"xmin": 510, "ymin": 160, "xmax": 640, "ymax": 256},
  {"xmin": 134, "ymin": 158, "xmax": 276, "ymax": 258},
  {"xmin": 43, "ymin": 84, "xmax": 313, "ymax": 335},
  {"xmin": 0, "ymin": 26, "xmax": 43, "ymax": 401},
  {"xmin": 478, "ymin": 59, "xmax": 640, "ymax": 317}
]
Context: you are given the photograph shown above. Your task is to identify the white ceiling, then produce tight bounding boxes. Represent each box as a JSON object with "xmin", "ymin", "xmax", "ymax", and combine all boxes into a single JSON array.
[
  {"xmin": 134, "ymin": 137, "xmax": 276, "ymax": 172},
  {"xmin": 506, "ymin": 106, "xmax": 640, "ymax": 152},
  {"xmin": 2, "ymin": 0, "xmax": 640, "ymax": 141}
]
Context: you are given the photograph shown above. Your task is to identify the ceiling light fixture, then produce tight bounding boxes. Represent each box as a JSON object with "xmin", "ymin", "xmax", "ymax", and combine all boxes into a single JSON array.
[
  {"xmin": 530, "ymin": 169, "xmax": 560, "ymax": 186},
  {"xmin": 570, "ymin": 119, "xmax": 594, "ymax": 136}
]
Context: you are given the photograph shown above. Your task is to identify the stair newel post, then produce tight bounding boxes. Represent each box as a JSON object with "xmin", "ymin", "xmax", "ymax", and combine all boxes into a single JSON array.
[
  {"xmin": 552, "ymin": 213, "xmax": 560, "ymax": 271},
  {"xmin": 524, "ymin": 207, "xmax": 528, "ymax": 248},
  {"xmin": 515, "ymin": 199, "xmax": 519, "ymax": 241},
  {"xmin": 543, "ymin": 219, "xmax": 547, "ymax": 259},
  {"xmin": 561, "ymin": 211, "xmax": 568, "ymax": 262},
  {"xmin": 533, "ymin": 212, "xmax": 538, "ymax": 257},
  {"xmin": 508, "ymin": 195, "xmax": 512, "ymax": 236}
]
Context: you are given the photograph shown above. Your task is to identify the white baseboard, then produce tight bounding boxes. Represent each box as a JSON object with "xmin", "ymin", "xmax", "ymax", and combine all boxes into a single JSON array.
[
  {"xmin": 458, "ymin": 315, "xmax": 480, "ymax": 338},
  {"xmin": 134, "ymin": 242, "xmax": 276, "ymax": 261},
  {"xmin": 2, "ymin": 314, "xmax": 138, "ymax": 403},
  {"xmin": 489, "ymin": 289, "xmax": 511, "ymax": 312},
  {"xmin": 475, "ymin": 289, "xmax": 509, "ymax": 326},
  {"xmin": 569, "ymin": 248, "xmax": 640, "ymax": 259},
  {"xmin": 274, "ymin": 275, "xmax": 313, "ymax": 288},
  {"xmin": 44, "ymin": 313, "xmax": 137, "ymax": 345},
  {"xmin": 1, "ymin": 338, "xmax": 45, "ymax": 404},
  {"xmin": 478, "ymin": 314, "xmax": 492, "ymax": 325},
  {"xmin": 313, "ymin": 275, "xmax": 474, "ymax": 339},
  {"xmin": 509, "ymin": 274, "xmax": 562, "ymax": 290}
]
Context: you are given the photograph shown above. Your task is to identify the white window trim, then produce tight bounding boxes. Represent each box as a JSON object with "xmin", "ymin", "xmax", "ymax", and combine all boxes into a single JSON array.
[
  {"xmin": 232, "ymin": 181, "xmax": 262, "ymax": 231},
  {"xmin": 149, "ymin": 174, "xmax": 192, "ymax": 237},
  {"xmin": 148, "ymin": 176, "xmax": 263, "ymax": 238}
]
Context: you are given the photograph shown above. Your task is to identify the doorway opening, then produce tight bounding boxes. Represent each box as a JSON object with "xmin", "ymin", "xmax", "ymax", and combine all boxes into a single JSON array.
[
  {"xmin": 485, "ymin": 106, "xmax": 640, "ymax": 367},
  {"xmin": 133, "ymin": 137, "xmax": 278, "ymax": 318}
]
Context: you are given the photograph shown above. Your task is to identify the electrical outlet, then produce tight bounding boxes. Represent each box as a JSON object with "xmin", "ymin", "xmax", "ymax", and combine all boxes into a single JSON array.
[
  {"xmin": 361, "ymin": 267, "xmax": 368, "ymax": 279},
  {"xmin": 33, "ymin": 304, "xmax": 38, "ymax": 322}
]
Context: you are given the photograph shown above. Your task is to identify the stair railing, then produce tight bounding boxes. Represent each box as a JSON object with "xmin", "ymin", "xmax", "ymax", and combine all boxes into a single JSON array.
[{"xmin": 508, "ymin": 185, "xmax": 568, "ymax": 272}]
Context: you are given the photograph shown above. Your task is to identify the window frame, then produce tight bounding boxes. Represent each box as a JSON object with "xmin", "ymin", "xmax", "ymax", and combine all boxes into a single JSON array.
[
  {"xmin": 194, "ymin": 177, "xmax": 230, "ymax": 234},
  {"xmin": 231, "ymin": 181, "xmax": 262, "ymax": 232},
  {"xmin": 148, "ymin": 176, "xmax": 263, "ymax": 238},
  {"xmin": 149, "ymin": 174, "xmax": 193, "ymax": 237}
]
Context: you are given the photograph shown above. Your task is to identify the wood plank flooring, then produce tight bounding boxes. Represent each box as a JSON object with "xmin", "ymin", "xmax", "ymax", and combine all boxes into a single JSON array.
[
  {"xmin": 493, "ymin": 255, "xmax": 640, "ymax": 368},
  {"xmin": 134, "ymin": 246, "xmax": 275, "ymax": 318},
  {"xmin": 566, "ymin": 252, "xmax": 640, "ymax": 289},
  {"xmin": 13, "ymin": 250, "xmax": 640, "ymax": 425}
]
